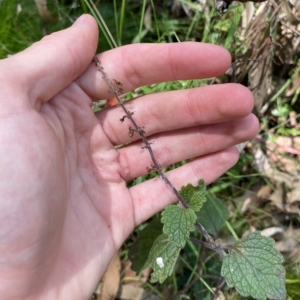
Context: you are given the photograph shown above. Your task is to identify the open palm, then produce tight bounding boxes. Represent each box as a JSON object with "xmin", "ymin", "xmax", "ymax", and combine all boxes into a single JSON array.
[{"xmin": 0, "ymin": 15, "xmax": 258, "ymax": 300}]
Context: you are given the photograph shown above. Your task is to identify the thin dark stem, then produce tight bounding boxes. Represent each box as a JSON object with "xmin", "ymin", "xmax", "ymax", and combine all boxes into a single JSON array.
[
  {"xmin": 93, "ymin": 57, "xmax": 226, "ymax": 258},
  {"xmin": 190, "ymin": 237, "xmax": 226, "ymax": 258},
  {"xmin": 211, "ymin": 277, "xmax": 226, "ymax": 300},
  {"xmin": 170, "ymin": 277, "xmax": 199, "ymax": 300}
]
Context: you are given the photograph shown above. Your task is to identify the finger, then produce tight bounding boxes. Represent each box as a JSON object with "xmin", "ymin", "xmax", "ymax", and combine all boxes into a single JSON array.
[
  {"xmin": 129, "ymin": 147, "xmax": 239, "ymax": 225},
  {"xmin": 0, "ymin": 14, "xmax": 98, "ymax": 108},
  {"xmin": 118, "ymin": 114, "xmax": 258, "ymax": 180},
  {"xmin": 77, "ymin": 42, "xmax": 231, "ymax": 99},
  {"xmin": 97, "ymin": 83, "xmax": 254, "ymax": 145}
]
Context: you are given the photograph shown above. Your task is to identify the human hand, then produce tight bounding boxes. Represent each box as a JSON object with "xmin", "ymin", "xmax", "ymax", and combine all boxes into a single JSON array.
[{"xmin": 0, "ymin": 14, "xmax": 258, "ymax": 300}]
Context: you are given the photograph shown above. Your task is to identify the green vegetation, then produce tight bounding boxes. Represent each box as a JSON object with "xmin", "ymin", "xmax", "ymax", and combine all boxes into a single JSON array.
[{"xmin": 1, "ymin": 0, "xmax": 299, "ymax": 299}]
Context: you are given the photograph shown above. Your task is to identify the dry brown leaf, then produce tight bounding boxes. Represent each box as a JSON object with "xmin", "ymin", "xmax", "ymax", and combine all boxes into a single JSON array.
[
  {"xmin": 99, "ymin": 253, "xmax": 121, "ymax": 300},
  {"xmin": 282, "ymin": 0, "xmax": 300, "ymax": 25},
  {"xmin": 267, "ymin": 151, "xmax": 299, "ymax": 173},
  {"xmin": 269, "ymin": 182, "xmax": 286, "ymax": 210},
  {"xmin": 266, "ymin": 137, "xmax": 300, "ymax": 205},
  {"xmin": 242, "ymin": 226, "xmax": 257, "ymax": 238},
  {"xmin": 234, "ymin": 189, "xmax": 259, "ymax": 213},
  {"xmin": 254, "ymin": 146, "xmax": 300, "ymax": 213},
  {"xmin": 121, "ymin": 260, "xmax": 150, "ymax": 287},
  {"xmin": 212, "ymin": 289, "xmax": 226, "ymax": 300},
  {"xmin": 290, "ymin": 0, "xmax": 300, "ymax": 11},
  {"xmin": 171, "ymin": 1, "xmax": 193, "ymax": 17},
  {"xmin": 104, "ymin": 97, "xmax": 119, "ymax": 108},
  {"xmin": 275, "ymin": 238, "xmax": 299, "ymax": 253},
  {"xmin": 254, "ymin": 148, "xmax": 295, "ymax": 188},
  {"xmin": 241, "ymin": 2, "xmax": 255, "ymax": 34},
  {"xmin": 261, "ymin": 227, "xmax": 284, "ymax": 237},
  {"xmin": 275, "ymin": 227, "xmax": 300, "ymax": 256},
  {"xmin": 268, "ymin": 136, "xmax": 300, "ymax": 155},
  {"xmin": 34, "ymin": 0, "xmax": 56, "ymax": 22},
  {"xmin": 257, "ymin": 185, "xmax": 273, "ymax": 199},
  {"xmin": 286, "ymin": 74, "xmax": 300, "ymax": 97},
  {"xmin": 248, "ymin": 41, "xmax": 272, "ymax": 115},
  {"xmin": 289, "ymin": 111, "xmax": 298, "ymax": 127},
  {"xmin": 144, "ymin": 5, "xmax": 153, "ymax": 32},
  {"xmin": 286, "ymin": 199, "xmax": 300, "ymax": 214},
  {"xmin": 274, "ymin": 238, "xmax": 299, "ymax": 253},
  {"xmin": 230, "ymin": 2, "xmax": 275, "ymax": 115},
  {"xmin": 116, "ymin": 285, "xmax": 144, "ymax": 300},
  {"xmin": 288, "ymin": 185, "xmax": 300, "ymax": 203}
]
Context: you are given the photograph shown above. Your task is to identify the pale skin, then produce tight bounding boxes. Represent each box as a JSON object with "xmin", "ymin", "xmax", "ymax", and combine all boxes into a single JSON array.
[{"xmin": 0, "ymin": 14, "xmax": 258, "ymax": 300}]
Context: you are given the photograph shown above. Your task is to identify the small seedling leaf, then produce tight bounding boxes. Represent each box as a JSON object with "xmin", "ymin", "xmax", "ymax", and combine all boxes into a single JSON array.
[
  {"xmin": 179, "ymin": 179, "xmax": 207, "ymax": 212},
  {"xmin": 128, "ymin": 217, "xmax": 163, "ymax": 274},
  {"xmin": 161, "ymin": 205, "xmax": 196, "ymax": 248},
  {"xmin": 145, "ymin": 234, "xmax": 181, "ymax": 283},
  {"xmin": 221, "ymin": 231, "xmax": 286, "ymax": 300},
  {"xmin": 196, "ymin": 195, "xmax": 229, "ymax": 236}
]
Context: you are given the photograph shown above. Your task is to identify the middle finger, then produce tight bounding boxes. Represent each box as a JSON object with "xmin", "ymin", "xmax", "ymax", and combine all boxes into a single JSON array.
[{"xmin": 96, "ymin": 83, "xmax": 254, "ymax": 146}]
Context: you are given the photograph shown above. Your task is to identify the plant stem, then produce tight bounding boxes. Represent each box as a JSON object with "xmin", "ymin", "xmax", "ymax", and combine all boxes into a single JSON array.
[
  {"xmin": 190, "ymin": 237, "xmax": 226, "ymax": 258},
  {"xmin": 93, "ymin": 56, "xmax": 226, "ymax": 259}
]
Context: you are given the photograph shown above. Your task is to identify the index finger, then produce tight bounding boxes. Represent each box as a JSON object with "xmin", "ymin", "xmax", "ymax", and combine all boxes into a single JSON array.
[{"xmin": 77, "ymin": 42, "xmax": 231, "ymax": 99}]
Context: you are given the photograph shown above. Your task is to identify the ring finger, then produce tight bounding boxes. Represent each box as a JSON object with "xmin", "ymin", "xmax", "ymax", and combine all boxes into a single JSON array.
[
  {"xmin": 117, "ymin": 114, "xmax": 258, "ymax": 180},
  {"xmin": 96, "ymin": 83, "xmax": 254, "ymax": 146}
]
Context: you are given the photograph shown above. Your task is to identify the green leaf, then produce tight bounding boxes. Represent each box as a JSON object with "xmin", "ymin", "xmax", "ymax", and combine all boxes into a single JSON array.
[
  {"xmin": 179, "ymin": 179, "xmax": 207, "ymax": 212},
  {"xmin": 196, "ymin": 195, "xmax": 229, "ymax": 236},
  {"xmin": 161, "ymin": 205, "xmax": 196, "ymax": 248},
  {"xmin": 221, "ymin": 231, "xmax": 286, "ymax": 300},
  {"xmin": 145, "ymin": 234, "xmax": 181, "ymax": 283},
  {"xmin": 128, "ymin": 217, "xmax": 163, "ymax": 274},
  {"xmin": 224, "ymin": 4, "xmax": 243, "ymax": 50}
]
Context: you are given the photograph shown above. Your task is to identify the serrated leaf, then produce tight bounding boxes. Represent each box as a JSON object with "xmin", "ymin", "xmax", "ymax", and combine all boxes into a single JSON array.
[
  {"xmin": 128, "ymin": 217, "xmax": 163, "ymax": 274},
  {"xmin": 196, "ymin": 195, "xmax": 229, "ymax": 236},
  {"xmin": 145, "ymin": 234, "xmax": 181, "ymax": 283},
  {"xmin": 161, "ymin": 205, "xmax": 196, "ymax": 248},
  {"xmin": 221, "ymin": 231, "xmax": 286, "ymax": 300},
  {"xmin": 179, "ymin": 179, "xmax": 207, "ymax": 212}
]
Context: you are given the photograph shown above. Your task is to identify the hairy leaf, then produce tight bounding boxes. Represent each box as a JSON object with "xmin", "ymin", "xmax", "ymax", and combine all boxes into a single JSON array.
[
  {"xmin": 128, "ymin": 217, "xmax": 163, "ymax": 274},
  {"xmin": 145, "ymin": 234, "xmax": 181, "ymax": 283},
  {"xmin": 179, "ymin": 179, "xmax": 207, "ymax": 212},
  {"xmin": 161, "ymin": 205, "xmax": 196, "ymax": 248},
  {"xmin": 221, "ymin": 231, "xmax": 286, "ymax": 300},
  {"xmin": 197, "ymin": 195, "xmax": 229, "ymax": 236}
]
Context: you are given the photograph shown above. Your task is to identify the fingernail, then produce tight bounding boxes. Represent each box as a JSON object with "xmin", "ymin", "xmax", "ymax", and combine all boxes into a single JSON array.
[{"xmin": 73, "ymin": 14, "xmax": 88, "ymax": 26}]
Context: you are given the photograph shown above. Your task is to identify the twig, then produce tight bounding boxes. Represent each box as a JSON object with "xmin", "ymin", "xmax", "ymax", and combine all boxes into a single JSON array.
[
  {"xmin": 93, "ymin": 56, "xmax": 226, "ymax": 258},
  {"xmin": 190, "ymin": 237, "xmax": 226, "ymax": 259}
]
